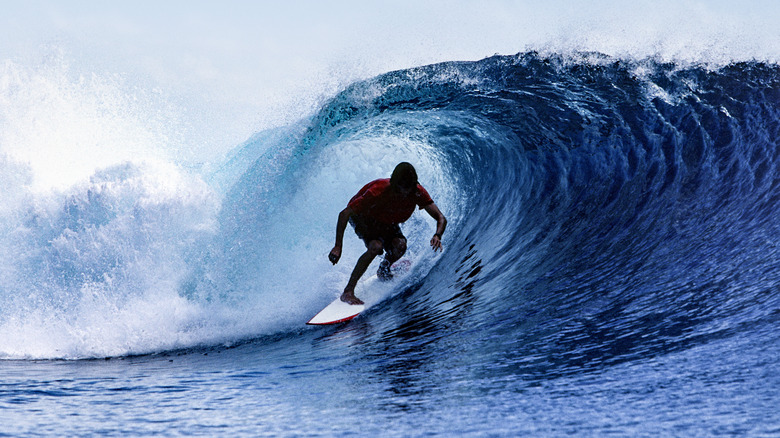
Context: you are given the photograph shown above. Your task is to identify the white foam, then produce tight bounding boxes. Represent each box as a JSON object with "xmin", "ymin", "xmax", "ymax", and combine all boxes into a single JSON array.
[{"xmin": 0, "ymin": 59, "xmax": 182, "ymax": 193}]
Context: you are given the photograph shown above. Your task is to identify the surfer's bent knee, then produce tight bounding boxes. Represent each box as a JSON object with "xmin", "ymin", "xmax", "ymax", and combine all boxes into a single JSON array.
[
  {"xmin": 394, "ymin": 238, "xmax": 407, "ymax": 255},
  {"xmin": 367, "ymin": 240, "xmax": 384, "ymax": 256}
]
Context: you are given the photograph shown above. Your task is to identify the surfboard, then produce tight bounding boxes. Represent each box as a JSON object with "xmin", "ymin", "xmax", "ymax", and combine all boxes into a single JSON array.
[
  {"xmin": 306, "ymin": 259, "xmax": 412, "ymax": 325},
  {"xmin": 306, "ymin": 298, "xmax": 364, "ymax": 325}
]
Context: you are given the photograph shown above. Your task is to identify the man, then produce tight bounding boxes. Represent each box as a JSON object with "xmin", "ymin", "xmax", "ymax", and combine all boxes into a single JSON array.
[{"xmin": 328, "ymin": 162, "xmax": 447, "ymax": 305}]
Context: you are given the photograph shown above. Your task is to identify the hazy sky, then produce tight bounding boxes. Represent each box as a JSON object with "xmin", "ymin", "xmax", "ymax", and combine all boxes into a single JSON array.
[{"xmin": 1, "ymin": 0, "xmax": 778, "ymax": 164}]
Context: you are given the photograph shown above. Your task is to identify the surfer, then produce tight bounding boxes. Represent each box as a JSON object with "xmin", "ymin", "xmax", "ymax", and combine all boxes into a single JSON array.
[{"xmin": 328, "ymin": 162, "xmax": 447, "ymax": 305}]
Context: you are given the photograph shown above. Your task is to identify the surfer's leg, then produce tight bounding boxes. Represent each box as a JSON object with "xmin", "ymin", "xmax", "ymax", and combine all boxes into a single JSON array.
[
  {"xmin": 342, "ymin": 239, "xmax": 383, "ymax": 304},
  {"xmin": 386, "ymin": 237, "xmax": 407, "ymax": 263},
  {"xmin": 378, "ymin": 236, "xmax": 406, "ymax": 281}
]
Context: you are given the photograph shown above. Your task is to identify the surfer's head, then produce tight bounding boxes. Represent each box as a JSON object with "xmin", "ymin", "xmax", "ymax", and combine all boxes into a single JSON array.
[{"xmin": 391, "ymin": 162, "xmax": 418, "ymax": 194}]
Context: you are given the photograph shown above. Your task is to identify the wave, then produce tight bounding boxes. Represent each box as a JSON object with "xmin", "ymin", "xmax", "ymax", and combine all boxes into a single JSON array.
[{"xmin": 2, "ymin": 52, "xmax": 780, "ymax": 363}]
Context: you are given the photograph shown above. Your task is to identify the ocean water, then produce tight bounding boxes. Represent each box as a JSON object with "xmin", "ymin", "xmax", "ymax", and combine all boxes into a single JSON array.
[{"xmin": 3, "ymin": 3, "xmax": 780, "ymax": 437}]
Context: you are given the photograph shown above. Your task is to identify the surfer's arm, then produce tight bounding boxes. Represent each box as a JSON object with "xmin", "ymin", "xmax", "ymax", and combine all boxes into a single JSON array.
[
  {"xmin": 329, "ymin": 207, "xmax": 354, "ymax": 264},
  {"xmin": 423, "ymin": 203, "xmax": 447, "ymax": 252}
]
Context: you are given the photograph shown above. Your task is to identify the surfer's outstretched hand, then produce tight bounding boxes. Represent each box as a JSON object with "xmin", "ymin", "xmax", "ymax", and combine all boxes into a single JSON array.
[
  {"xmin": 430, "ymin": 234, "xmax": 443, "ymax": 252},
  {"xmin": 329, "ymin": 246, "xmax": 342, "ymax": 264}
]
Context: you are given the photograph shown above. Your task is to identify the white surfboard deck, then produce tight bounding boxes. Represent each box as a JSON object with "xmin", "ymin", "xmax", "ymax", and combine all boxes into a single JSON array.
[
  {"xmin": 306, "ymin": 259, "xmax": 412, "ymax": 325},
  {"xmin": 306, "ymin": 298, "xmax": 364, "ymax": 325}
]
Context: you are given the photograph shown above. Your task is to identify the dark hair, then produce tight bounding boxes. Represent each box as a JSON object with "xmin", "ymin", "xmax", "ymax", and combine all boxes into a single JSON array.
[{"xmin": 390, "ymin": 162, "xmax": 418, "ymax": 190}]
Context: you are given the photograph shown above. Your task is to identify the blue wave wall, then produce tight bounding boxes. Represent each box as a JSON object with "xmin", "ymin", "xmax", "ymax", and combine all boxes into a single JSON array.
[
  {"xmin": 245, "ymin": 52, "xmax": 780, "ymax": 375},
  {"xmin": 2, "ymin": 52, "xmax": 779, "ymax": 362}
]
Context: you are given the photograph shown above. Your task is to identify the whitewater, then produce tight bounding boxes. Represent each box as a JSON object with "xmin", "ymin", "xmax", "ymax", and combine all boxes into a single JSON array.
[{"xmin": 3, "ymin": 1, "xmax": 780, "ymax": 436}]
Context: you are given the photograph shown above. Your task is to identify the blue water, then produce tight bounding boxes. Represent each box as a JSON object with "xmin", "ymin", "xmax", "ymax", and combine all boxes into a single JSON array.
[{"xmin": 3, "ymin": 52, "xmax": 780, "ymax": 435}]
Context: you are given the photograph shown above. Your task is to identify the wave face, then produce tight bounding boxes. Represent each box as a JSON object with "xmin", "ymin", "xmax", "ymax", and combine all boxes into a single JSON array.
[
  {"xmin": 293, "ymin": 53, "xmax": 780, "ymax": 377},
  {"xmin": 2, "ymin": 53, "xmax": 780, "ymax": 367}
]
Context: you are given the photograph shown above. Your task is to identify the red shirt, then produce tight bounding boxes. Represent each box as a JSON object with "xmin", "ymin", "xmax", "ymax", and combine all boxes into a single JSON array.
[{"xmin": 348, "ymin": 178, "xmax": 433, "ymax": 225}]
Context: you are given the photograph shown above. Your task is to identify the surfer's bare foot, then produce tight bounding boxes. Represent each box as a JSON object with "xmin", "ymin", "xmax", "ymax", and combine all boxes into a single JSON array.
[{"xmin": 340, "ymin": 290, "xmax": 364, "ymax": 305}]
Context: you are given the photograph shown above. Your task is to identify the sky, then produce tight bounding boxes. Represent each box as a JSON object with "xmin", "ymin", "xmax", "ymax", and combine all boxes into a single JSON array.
[{"xmin": 1, "ymin": 0, "xmax": 778, "ymax": 170}]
